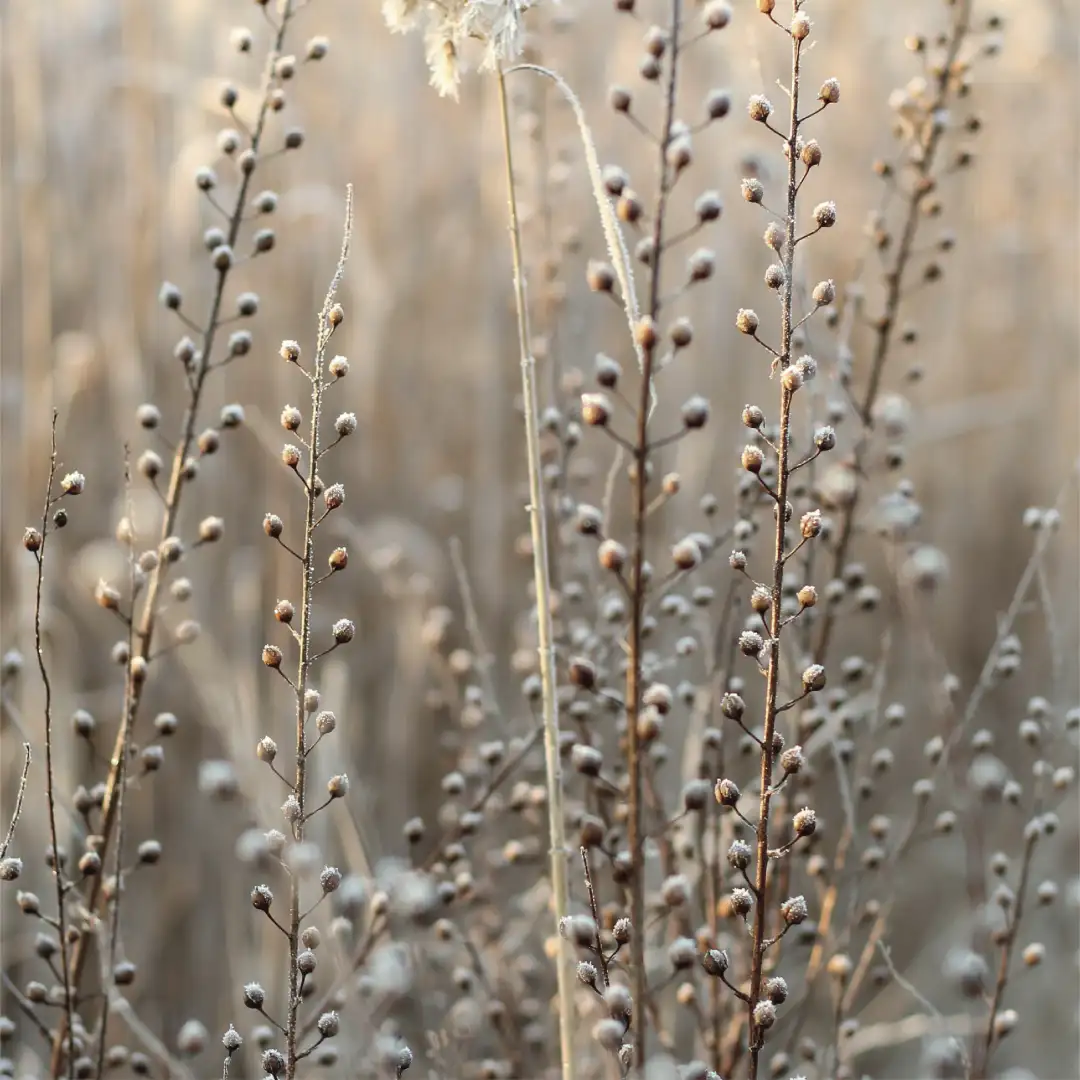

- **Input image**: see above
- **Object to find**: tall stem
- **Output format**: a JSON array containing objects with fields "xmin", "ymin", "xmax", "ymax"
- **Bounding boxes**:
[
  {"xmin": 95, "ymin": 456, "xmax": 137, "ymax": 1078},
  {"xmin": 974, "ymin": 826, "xmax": 1038, "ymax": 1079},
  {"xmin": 284, "ymin": 190, "xmax": 352, "ymax": 1080},
  {"xmin": 284, "ymin": 371, "xmax": 317, "ymax": 1080},
  {"xmin": 33, "ymin": 416, "xmax": 75, "ymax": 1080},
  {"xmin": 746, "ymin": 13, "xmax": 802, "ymax": 1080},
  {"xmin": 496, "ymin": 66, "xmax": 575, "ymax": 1080},
  {"xmin": 626, "ymin": 2, "xmax": 683, "ymax": 1068}
]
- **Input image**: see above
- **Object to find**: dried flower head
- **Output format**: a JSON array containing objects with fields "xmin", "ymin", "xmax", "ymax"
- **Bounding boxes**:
[
  {"xmin": 748, "ymin": 94, "xmax": 772, "ymax": 122},
  {"xmin": 383, "ymin": 0, "xmax": 541, "ymax": 99},
  {"xmin": 61, "ymin": 471, "xmax": 86, "ymax": 496}
]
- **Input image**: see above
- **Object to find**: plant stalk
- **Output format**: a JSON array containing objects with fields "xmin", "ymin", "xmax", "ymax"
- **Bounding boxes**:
[
  {"xmin": 626, "ymin": 2, "xmax": 683, "ymax": 1069},
  {"xmin": 34, "ymin": 415, "xmax": 75, "ymax": 1080},
  {"xmin": 285, "ymin": 188, "xmax": 352, "ymax": 1080},
  {"xmin": 496, "ymin": 65, "xmax": 575, "ymax": 1080},
  {"xmin": 746, "ymin": 11, "xmax": 802, "ymax": 1079}
]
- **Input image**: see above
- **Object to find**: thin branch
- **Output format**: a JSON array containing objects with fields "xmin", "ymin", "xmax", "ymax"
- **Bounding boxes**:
[
  {"xmin": 581, "ymin": 847, "xmax": 610, "ymax": 987},
  {"xmin": 876, "ymin": 941, "xmax": 969, "ymax": 1073},
  {"xmin": 95, "ymin": 450, "xmax": 137, "ymax": 1078},
  {"xmin": 0, "ymin": 742, "xmax": 31, "ymax": 860},
  {"xmin": 31, "ymin": 414, "xmax": 76, "ymax": 1080},
  {"xmin": 975, "ymin": 825, "xmax": 1039, "ymax": 1079},
  {"xmin": 2, "ymin": 971, "xmax": 54, "ymax": 1042},
  {"xmin": 448, "ymin": 536, "xmax": 500, "ymax": 723}
]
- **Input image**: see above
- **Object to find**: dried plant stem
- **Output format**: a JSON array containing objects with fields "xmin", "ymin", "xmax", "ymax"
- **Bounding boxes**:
[
  {"xmin": 876, "ymin": 940, "xmax": 969, "ymax": 1073},
  {"xmin": 54, "ymin": 9, "xmax": 298, "ymax": 1068},
  {"xmin": 813, "ymin": 0, "xmax": 972, "ymax": 663},
  {"xmin": 495, "ymin": 64, "xmax": 575, "ymax": 1080},
  {"xmin": 0, "ymin": 742, "xmax": 31, "ymax": 861},
  {"xmin": 626, "ymin": 3, "xmax": 682, "ymax": 1067},
  {"xmin": 580, "ymin": 847, "xmax": 609, "ymax": 987},
  {"xmin": 937, "ymin": 465, "xmax": 1077, "ymax": 766},
  {"xmin": 95, "ymin": 701, "xmax": 129, "ymax": 1076},
  {"xmin": 508, "ymin": 64, "xmax": 643, "ymax": 381},
  {"xmin": 297, "ymin": 913, "xmax": 387, "ymax": 1041},
  {"xmin": 2, "ymin": 971, "xmax": 52, "ymax": 1043},
  {"xmin": 448, "ymin": 536, "xmax": 500, "ymax": 721},
  {"xmin": 746, "ymin": 16, "xmax": 802, "ymax": 1080},
  {"xmin": 33, "ymin": 414, "xmax": 75, "ymax": 1080},
  {"xmin": 285, "ymin": 187, "xmax": 353, "ymax": 1080},
  {"xmin": 420, "ymin": 723, "xmax": 545, "ymax": 875},
  {"xmin": 95, "ymin": 452, "xmax": 137, "ymax": 1079},
  {"xmin": 95, "ymin": 970, "xmax": 198, "ymax": 1080},
  {"xmin": 974, "ymin": 824, "xmax": 1038, "ymax": 1079}
]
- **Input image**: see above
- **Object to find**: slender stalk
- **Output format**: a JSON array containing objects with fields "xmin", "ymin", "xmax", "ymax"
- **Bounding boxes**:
[
  {"xmin": 284, "ymin": 431, "xmax": 315, "ymax": 1078},
  {"xmin": 974, "ymin": 825, "xmax": 1039, "ymax": 1079},
  {"xmin": 746, "ymin": 12, "xmax": 803, "ymax": 1080},
  {"xmin": 31, "ymin": 415, "xmax": 75, "ymax": 1080},
  {"xmin": 0, "ymin": 742, "xmax": 31, "ymax": 861},
  {"xmin": 53, "ymin": 11, "xmax": 298, "ymax": 1069},
  {"xmin": 623, "ymin": 4, "xmax": 683, "ymax": 1068},
  {"xmin": 2, "ymin": 971, "xmax": 53, "ymax": 1043},
  {"xmin": 495, "ymin": 64, "xmax": 575, "ymax": 1080},
  {"xmin": 95, "ymin": 454, "xmax": 137, "ymax": 1078},
  {"xmin": 581, "ymin": 847, "xmax": 610, "ymax": 987},
  {"xmin": 284, "ymin": 189, "xmax": 353, "ymax": 1080}
]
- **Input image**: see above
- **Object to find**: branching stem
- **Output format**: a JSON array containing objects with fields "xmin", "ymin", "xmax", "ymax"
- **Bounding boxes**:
[
  {"xmin": 284, "ymin": 187, "xmax": 352, "ymax": 1080},
  {"xmin": 746, "ymin": 10, "xmax": 803, "ymax": 1078},
  {"xmin": 34, "ymin": 414, "xmax": 76, "ymax": 1080},
  {"xmin": 626, "ymin": 3, "xmax": 682, "ymax": 1068}
]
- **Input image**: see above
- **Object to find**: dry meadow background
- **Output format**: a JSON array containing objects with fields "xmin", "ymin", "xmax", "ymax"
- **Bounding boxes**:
[{"xmin": 1, "ymin": 1, "xmax": 1078, "ymax": 1078}]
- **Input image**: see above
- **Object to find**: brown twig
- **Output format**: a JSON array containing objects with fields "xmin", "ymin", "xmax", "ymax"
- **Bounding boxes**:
[
  {"xmin": 32, "ymin": 413, "xmax": 76, "ymax": 1080},
  {"xmin": 0, "ymin": 742, "xmax": 31, "ymax": 862},
  {"xmin": 746, "ymin": 8, "xmax": 821, "ymax": 1077},
  {"xmin": 975, "ymin": 822, "xmax": 1039, "ymax": 1079}
]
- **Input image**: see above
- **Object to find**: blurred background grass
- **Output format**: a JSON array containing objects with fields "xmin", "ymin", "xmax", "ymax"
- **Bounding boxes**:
[{"xmin": 1, "ymin": 0, "xmax": 1077, "ymax": 1075}]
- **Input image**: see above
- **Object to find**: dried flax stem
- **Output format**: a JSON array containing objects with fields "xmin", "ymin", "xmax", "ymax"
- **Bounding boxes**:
[{"xmin": 495, "ymin": 63, "xmax": 575, "ymax": 1080}]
